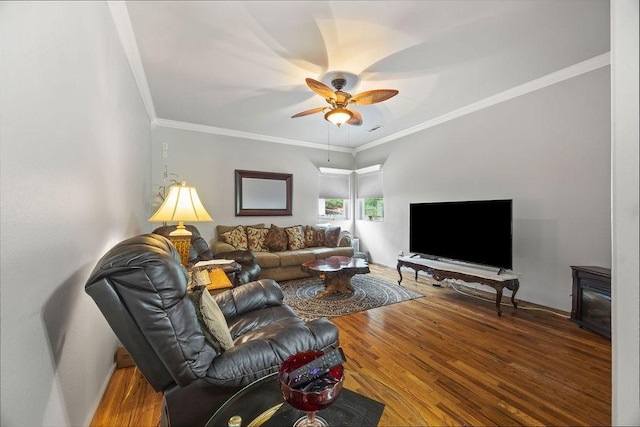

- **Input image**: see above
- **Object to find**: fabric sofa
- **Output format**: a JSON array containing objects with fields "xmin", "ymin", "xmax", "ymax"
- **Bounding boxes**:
[
  {"xmin": 210, "ymin": 224, "xmax": 354, "ymax": 282},
  {"xmin": 85, "ymin": 233, "xmax": 339, "ymax": 426}
]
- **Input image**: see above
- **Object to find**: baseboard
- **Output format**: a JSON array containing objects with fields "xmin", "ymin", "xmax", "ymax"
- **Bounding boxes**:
[
  {"xmin": 84, "ymin": 362, "xmax": 117, "ymax": 427},
  {"xmin": 115, "ymin": 346, "xmax": 136, "ymax": 368}
]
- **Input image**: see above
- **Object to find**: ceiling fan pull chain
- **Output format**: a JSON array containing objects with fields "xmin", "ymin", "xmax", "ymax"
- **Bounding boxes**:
[{"xmin": 327, "ymin": 124, "xmax": 331, "ymax": 162}]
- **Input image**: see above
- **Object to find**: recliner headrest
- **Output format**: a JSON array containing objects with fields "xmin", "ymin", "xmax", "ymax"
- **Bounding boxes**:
[{"xmin": 86, "ymin": 233, "xmax": 185, "ymax": 291}]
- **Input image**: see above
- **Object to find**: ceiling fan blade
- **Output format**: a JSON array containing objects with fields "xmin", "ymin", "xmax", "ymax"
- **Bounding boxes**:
[
  {"xmin": 349, "ymin": 89, "xmax": 399, "ymax": 105},
  {"xmin": 306, "ymin": 78, "xmax": 337, "ymax": 100},
  {"xmin": 347, "ymin": 109, "xmax": 362, "ymax": 126},
  {"xmin": 291, "ymin": 106, "xmax": 327, "ymax": 118}
]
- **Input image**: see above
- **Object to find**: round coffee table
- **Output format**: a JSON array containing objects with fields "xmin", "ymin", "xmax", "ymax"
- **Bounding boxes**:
[
  {"xmin": 204, "ymin": 371, "xmax": 426, "ymax": 426},
  {"xmin": 301, "ymin": 256, "xmax": 370, "ymax": 298}
]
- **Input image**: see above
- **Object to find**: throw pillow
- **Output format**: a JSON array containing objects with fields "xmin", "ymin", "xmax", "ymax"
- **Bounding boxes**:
[
  {"xmin": 220, "ymin": 225, "xmax": 248, "ymax": 250},
  {"xmin": 206, "ymin": 268, "xmax": 233, "ymax": 291},
  {"xmin": 304, "ymin": 225, "xmax": 318, "ymax": 247},
  {"xmin": 285, "ymin": 225, "xmax": 305, "ymax": 251},
  {"xmin": 217, "ymin": 224, "xmax": 264, "ymax": 237},
  {"xmin": 199, "ymin": 288, "xmax": 235, "ymax": 351},
  {"xmin": 305, "ymin": 225, "xmax": 327, "ymax": 247},
  {"xmin": 188, "ymin": 288, "xmax": 223, "ymax": 353},
  {"xmin": 313, "ymin": 226, "xmax": 326, "ymax": 246},
  {"xmin": 247, "ymin": 226, "xmax": 269, "ymax": 252},
  {"xmin": 264, "ymin": 224, "xmax": 288, "ymax": 252},
  {"xmin": 324, "ymin": 226, "xmax": 341, "ymax": 248}
]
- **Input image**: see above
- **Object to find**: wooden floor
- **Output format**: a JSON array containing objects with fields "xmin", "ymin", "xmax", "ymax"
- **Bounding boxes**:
[{"xmin": 90, "ymin": 264, "xmax": 611, "ymax": 426}]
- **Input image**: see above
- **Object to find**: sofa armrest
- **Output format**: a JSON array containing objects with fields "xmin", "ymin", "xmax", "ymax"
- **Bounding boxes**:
[
  {"xmin": 210, "ymin": 240, "xmax": 235, "ymax": 255},
  {"xmin": 338, "ymin": 231, "xmax": 352, "ymax": 248},
  {"xmin": 212, "ymin": 279, "xmax": 283, "ymax": 319},
  {"xmin": 213, "ymin": 249, "xmax": 256, "ymax": 265}
]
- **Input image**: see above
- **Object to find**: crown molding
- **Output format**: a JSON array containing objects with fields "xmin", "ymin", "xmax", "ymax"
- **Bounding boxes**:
[
  {"xmin": 318, "ymin": 167, "xmax": 353, "ymax": 175},
  {"xmin": 108, "ymin": 1, "xmax": 156, "ymax": 122},
  {"xmin": 152, "ymin": 119, "xmax": 354, "ymax": 153},
  {"xmin": 356, "ymin": 52, "xmax": 611, "ymax": 152},
  {"xmin": 109, "ymin": 4, "xmax": 609, "ymax": 155}
]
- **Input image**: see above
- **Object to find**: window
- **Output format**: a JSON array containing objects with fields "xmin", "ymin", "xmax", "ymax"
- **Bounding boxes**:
[
  {"xmin": 318, "ymin": 173, "xmax": 350, "ymax": 220},
  {"xmin": 318, "ymin": 199, "xmax": 349, "ymax": 219},
  {"xmin": 362, "ymin": 197, "xmax": 384, "ymax": 221},
  {"xmin": 357, "ymin": 170, "xmax": 383, "ymax": 221}
]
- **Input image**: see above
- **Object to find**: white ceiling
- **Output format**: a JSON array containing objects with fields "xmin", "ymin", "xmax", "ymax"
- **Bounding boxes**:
[{"xmin": 116, "ymin": 0, "xmax": 610, "ymax": 151}]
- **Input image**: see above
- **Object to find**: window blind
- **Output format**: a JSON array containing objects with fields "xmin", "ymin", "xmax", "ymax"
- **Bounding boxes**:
[
  {"xmin": 357, "ymin": 171, "xmax": 383, "ymax": 199},
  {"xmin": 318, "ymin": 173, "xmax": 350, "ymax": 199}
]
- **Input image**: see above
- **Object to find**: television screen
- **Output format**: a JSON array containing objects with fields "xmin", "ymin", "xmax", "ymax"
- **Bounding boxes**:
[{"xmin": 409, "ymin": 199, "xmax": 513, "ymax": 270}]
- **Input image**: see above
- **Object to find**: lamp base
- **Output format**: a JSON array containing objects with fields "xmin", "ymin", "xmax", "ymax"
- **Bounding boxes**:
[{"xmin": 169, "ymin": 227, "xmax": 192, "ymax": 267}]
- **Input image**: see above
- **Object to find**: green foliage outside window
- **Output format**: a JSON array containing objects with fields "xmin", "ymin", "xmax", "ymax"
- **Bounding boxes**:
[
  {"xmin": 320, "ymin": 199, "xmax": 346, "ymax": 219},
  {"xmin": 364, "ymin": 198, "xmax": 384, "ymax": 220}
]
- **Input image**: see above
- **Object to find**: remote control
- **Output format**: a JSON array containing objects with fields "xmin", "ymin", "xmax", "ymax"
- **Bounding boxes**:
[{"xmin": 288, "ymin": 348, "xmax": 347, "ymax": 389}]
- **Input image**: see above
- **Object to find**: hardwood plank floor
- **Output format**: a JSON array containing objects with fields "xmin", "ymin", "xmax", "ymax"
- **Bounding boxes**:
[{"xmin": 90, "ymin": 264, "xmax": 611, "ymax": 426}]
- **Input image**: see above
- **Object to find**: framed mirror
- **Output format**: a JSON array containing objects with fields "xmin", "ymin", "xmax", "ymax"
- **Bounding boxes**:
[{"xmin": 235, "ymin": 170, "xmax": 293, "ymax": 216}]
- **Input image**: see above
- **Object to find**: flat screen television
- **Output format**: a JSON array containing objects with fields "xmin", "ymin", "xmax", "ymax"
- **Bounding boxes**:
[{"xmin": 409, "ymin": 199, "xmax": 513, "ymax": 270}]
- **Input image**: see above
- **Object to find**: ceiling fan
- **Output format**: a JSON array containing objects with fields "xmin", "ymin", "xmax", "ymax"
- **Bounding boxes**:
[{"xmin": 291, "ymin": 77, "xmax": 399, "ymax": 127}]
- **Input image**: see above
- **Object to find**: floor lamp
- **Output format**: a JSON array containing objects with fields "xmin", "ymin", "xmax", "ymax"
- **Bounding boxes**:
[{"xmin": 149, "ymin": 181, "xmax": 213, "ymax": 266}]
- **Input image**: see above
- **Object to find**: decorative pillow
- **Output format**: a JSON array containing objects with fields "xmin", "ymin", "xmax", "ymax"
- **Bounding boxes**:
[
  {"xmin": 302, "ymin": 225, "xmax": 328, "ymax": 249},
  {"xmin": 313, "ymin": 226, "xmax": 326, "ymax": 246},
  {"xmin": 304, "ymin": 225, "xmax": 318, "ymax": 247},
  {"xmin": 324, "ymin": 226, "xmax": 341, "ymax": 248},
  {"xmin": 220, "ymin": 225, "xmax": 248, "ymax": 250},
  {"xmin": 285, "ymin": 225, "xmax": 305, "ymax": 251},
  {"xmin": 217, "ymin": 224, "xmax": 264, "ymax": 236},
  {"xmin": 206, "ymin": 268, "xmax": 233, "ymax": 291},
  {"xmin": 264, "ymin": 224, "xmax": 288, "ymax": 252},
  {"xmin": 247, "ymin": 226, "xmax": 270, "ymax": 252},
  {"xmin": 191, "ymin": 287, "xmax": 234, "ymax": 351},
  {"xmin": 189, "ymin": 288, "xmax": 223, "ymax": 353}
]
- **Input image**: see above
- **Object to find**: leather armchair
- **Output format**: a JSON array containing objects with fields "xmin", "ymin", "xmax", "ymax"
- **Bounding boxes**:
[
  {"xmin": 85, "ymin": 234, "xmax": 339, "ymax": 426},
  {"xmin": 152, "ymin": 224, "xmax": 214, "ymax": 267},
  {"xmin": 152, "ymin": 225, "xmax": 261, "ymax": 284},
  {"xmin": 212, "ymin": 249, "xmax": 261, "ymax": 285}
]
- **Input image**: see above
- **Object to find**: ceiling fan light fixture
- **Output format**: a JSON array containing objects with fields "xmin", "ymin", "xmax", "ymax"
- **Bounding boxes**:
[{"xmin": 324, "ymin": 107, "xmax": 353, "ymax": 127}]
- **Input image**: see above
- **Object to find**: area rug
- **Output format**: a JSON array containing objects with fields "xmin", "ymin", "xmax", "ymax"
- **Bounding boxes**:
[{"xmin": 280, "ymin": 275, "xmax": 424, "ymax": 321}]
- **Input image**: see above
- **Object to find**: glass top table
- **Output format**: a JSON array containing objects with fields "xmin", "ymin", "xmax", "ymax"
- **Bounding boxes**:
[{"xmin": 205, "ymin": 370, "xmax": 426, "ymax": 426}]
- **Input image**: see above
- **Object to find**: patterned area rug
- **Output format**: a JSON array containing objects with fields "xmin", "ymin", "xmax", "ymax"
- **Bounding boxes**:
[{"xmin": 280, "ymin": 275, "xmax": 424, "ymax": 321}]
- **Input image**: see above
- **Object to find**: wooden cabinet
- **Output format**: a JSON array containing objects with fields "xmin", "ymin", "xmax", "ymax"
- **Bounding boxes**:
[{"xmin": 570, "ymin": 266, "xmax": 611, "ymax": 338}]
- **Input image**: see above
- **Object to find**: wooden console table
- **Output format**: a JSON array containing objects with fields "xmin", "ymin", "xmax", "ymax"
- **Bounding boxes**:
[{"xmin": 397, "ymin": 256, "xmax": 520, "ymax": 316}]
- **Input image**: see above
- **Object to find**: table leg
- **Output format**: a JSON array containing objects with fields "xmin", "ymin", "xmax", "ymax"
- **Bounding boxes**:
[
  {"xmin": 496, "ymin": 286, "xmax": 504, "ymax": 316},
  {"xmin": 510, "ymin": 280, "xmax": 519, "ymax": 308},
  {"xmin": 397, "ymin": 262, "xmax": 403, "ymax": 285}
]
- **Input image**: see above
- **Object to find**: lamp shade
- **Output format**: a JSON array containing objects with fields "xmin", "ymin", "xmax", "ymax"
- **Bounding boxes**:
[{"xmin": 149, "ymin": 181, "xmax": 213, "ymax": 223}]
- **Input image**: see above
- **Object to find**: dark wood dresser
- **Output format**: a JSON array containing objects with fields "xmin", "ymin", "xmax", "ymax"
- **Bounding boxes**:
[{"xmin": 570, "ymin": 266, "xmax": 611, "ymax": 338}]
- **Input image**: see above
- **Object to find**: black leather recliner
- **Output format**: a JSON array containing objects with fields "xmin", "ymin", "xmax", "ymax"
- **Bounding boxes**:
[
  {"xmin": 85, "ymin": 233, "xmax": 339, "ymax": 426},
  {"xmin": 152, "ymin": 224, "xmax": 261, "ymax": 284}
]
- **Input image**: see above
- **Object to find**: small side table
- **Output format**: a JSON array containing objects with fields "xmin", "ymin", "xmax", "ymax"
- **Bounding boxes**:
[
  {"xmin": 353, "ymin": 251, "xmax": 370, "ymax": 262},
  {"xmin": 189, "ymin": 262, "xmax": 242, "ymax": 289}
]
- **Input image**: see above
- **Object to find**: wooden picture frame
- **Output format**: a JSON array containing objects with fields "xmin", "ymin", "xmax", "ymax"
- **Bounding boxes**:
[{"xmin": 235, "ymin": 170, "xmax": 292, "ymax": 216}]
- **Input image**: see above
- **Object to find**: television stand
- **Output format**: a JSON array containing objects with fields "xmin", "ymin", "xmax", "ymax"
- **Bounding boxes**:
[{"xmin": 397, "ymin": 256, "xmax": 520, "ymax": 316}]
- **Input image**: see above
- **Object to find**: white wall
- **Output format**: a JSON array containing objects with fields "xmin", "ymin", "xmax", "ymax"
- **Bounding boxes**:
[
  {"xmin": 611, "ymin": 0, "xmax": 640, "ymax": 424},
  {"xmin": 354, "ymin": 67, "xmax": 611, "ymax": 312},
  {"xmin": 0, "ymin": 2, "xmax": 151, "ymax": 426},
  {"xmin": 150, "ymin": 126, "xmax": 356, "ymax": 240}
]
